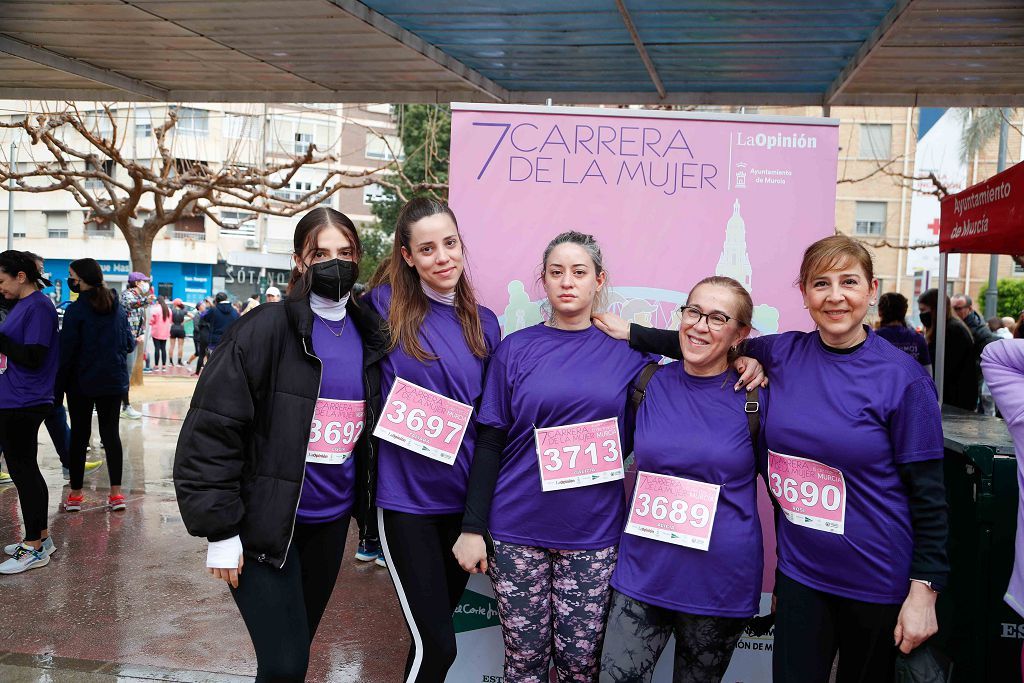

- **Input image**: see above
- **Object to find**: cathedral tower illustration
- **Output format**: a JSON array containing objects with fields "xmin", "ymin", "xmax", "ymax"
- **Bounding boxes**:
[{"xmin": 716, "ymin": 199, "xmax": 753, "ymax": 292}]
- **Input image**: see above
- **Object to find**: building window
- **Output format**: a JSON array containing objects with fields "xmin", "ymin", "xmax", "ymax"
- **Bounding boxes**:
[
  {"xmin": 1014, "ymin": 260, "xmax": 1024, "ymax": 275},
  {"xmin": 225, "ymin": 114, "xmax": 259, "ymax": 140},
  {"xmin": 362, "ymin": 184, "xmax": 387, "ymax": 206},
  {"xmin": 46, "ymin": 211, "xmax": 70, "ymax": 238},
  {"xmin": 859, "ymin": 124, "xmax": 892, "ymax": 160},
  {"xmin": 294, "ymin": 132, "xmax": 313, "ymax": 154},
  {"xmin": 173, "ymin": 107, "xmax": 209, "ymax": 136},
  {"xmin": 171, "ymin": 215, "xmax": 206, "ymax": 240},
  {"xmin": 273, "ymin": 181, "xmax": 313, "ymax": 202},
  {"xmin": 135, "ymin": 109, "xmax": 152, "ymax": 138},
  {"xmin": 84, "ymin": 159, "xmax": 116, "ymax": 189},
  {"xmin": 219, "ymin": 210, "xmax": 257, "ymax": 237},
  {"xmin": 365, "ymin": 133, "xmax": 404, "ymax": 161},
  {"xmin": 854, "ymin": 201, "xmax": 886, "ymax": 236},
  {"xmin": 86, "ymin": 215, "xmax": 116, "ymax": 237}
]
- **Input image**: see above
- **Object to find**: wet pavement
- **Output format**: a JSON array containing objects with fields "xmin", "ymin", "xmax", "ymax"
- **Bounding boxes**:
[{"xmin": 0, "ymin": 397, "xmax": 409, "ymax": 682}]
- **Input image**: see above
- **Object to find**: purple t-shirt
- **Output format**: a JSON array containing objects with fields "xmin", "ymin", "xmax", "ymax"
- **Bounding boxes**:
[
  {"xmin": 612, "ymin": 365, "xmax": 765, "ymax": 617},
  {"xmin": 296, "ymin": 314, "xmax": 364, "ymax": 524},
  {"xmin": 876, "ymin": 324, "xmax": 931, "ymax": 366},
  {"xmin": 748, "ymin": 327, "xmax": 943, "ymax": 604},
  {"xmin": 0, "ymin": 291, "xmax": 58, "ymax": 409},
  {"xmin": 478, "ymin": 324, "xmax": 655, "ymax": 549},
  {"xmin": 367, "ymin": 285, "xmax": 501, "ymax": 514}
]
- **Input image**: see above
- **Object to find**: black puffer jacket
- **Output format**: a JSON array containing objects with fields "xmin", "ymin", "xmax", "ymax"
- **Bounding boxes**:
[{"xmin": 173, "ymin": 295, "xmax": 387, "ymax": 568}]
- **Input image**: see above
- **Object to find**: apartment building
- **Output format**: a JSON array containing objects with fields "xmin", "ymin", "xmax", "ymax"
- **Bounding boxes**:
[
  {"xmin": 2, "ymin": 102, "xmax": 1021, "ymax": 312},
  {"xmin": 0, "ymin": 101, "xmax": 399, "ymax": 302}
]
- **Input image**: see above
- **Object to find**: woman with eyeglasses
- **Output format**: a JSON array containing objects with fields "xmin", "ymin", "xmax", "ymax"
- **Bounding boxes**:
[
  {"xmin": 599, "ymin": 276, "xmax": 766, "ymax": 683},
  {"xmin": 596, "ymin": 235, "xmax": 948, "ymax": 683},
  {"xmin": 453, "ymin": 233, "xmax": 766, "ymax": 682}
]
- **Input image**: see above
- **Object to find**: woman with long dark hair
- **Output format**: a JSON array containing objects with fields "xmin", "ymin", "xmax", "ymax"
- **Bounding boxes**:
[
  {"xmin": 59, "ymin": 258, "xmax": 135, "ymax": 513},
  {"xmin": 149, "ymin": 295, "xmax": 172, "ymax": 372},
  {"xmin": 364, "ymin": 197, "xmax": 500, "ymax": 682},
  {"xmin": 917, "ymin": 288, "xmax": 977, "ymax": 410},
  {"xmin": 174, "ymin": 207, "xmax": 387, "ymax": 682},
  {"xmin": 0, "ymin": 250, "xmax": 59, "ymax": 574},
  {"xmin": 875, "ymin": 292, "xmax": 930, "ymax": 371}
]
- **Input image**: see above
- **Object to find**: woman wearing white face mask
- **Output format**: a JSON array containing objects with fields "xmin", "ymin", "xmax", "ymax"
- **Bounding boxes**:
[
  {"xmin": 174, "ymin": 208, "xmax": 388, "ymax": 682},
  {"xmin": 119, "ymin": 272, "xmax": 151, "ymax": 420}
]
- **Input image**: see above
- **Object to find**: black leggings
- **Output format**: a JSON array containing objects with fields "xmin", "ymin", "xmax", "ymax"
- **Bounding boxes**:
[
  {"xmin": 0, "ymin": 405, "xmax": 50, "ymax": 541},
  {"xmin": 153, "ymin": 339, "xmax": 167, "ymax": 366},
  {"xmin": 379, "ymin": 508, "xmax": 470, "ymax": 683},
  {"xmin": 231, "ymin": 515, "xmax": 349, "ymax": 683},
  {"xmin": 67, "ymin": 393, "xmax": 124, "ymax": 490},
  {"xmin": 773, "ymin": 570, "xmax": 902, "ymax": 683},
  {"xmin": 194, "ymin": 341, "xmax": 209, "ymax": 373}
]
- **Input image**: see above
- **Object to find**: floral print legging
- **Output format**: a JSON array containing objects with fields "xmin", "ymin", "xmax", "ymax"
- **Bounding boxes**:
[{"xmin": 489, "ymin": 539, "xmax": 618, "ymax": 683}]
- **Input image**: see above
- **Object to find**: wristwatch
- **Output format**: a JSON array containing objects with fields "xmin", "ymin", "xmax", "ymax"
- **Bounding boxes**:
[{"xmin": 910, "ymin": 578, "xmax": 942, "ymax": 593}]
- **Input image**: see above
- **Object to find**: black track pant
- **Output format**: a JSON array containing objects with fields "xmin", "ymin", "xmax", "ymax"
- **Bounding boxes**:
[
  {"xmin": 67, "ymin": 393, "xmax": 123, "ymax": 490},
  {"xmin": 0, "ymin": 405, "xmax": 50, "ymax": 540},
  {"xmin": 230, "ymin": 515, "xmax": 349, "ymax": 683},
  {"xmin": 773, "ymin": 570, "xmax": 902, "ymax": 683},
  {"xmin": 379, "ymin": 508, "xmax": 470, "ymax": 683},
  {"xmin": 194, "ymin": 341, "xmax": 209, "ymax": 373}
]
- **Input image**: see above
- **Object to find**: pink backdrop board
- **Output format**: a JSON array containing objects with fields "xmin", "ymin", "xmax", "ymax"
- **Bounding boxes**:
[{"xmin": 446, "ymin": 103, "xmax": 839, "ymax": 683}]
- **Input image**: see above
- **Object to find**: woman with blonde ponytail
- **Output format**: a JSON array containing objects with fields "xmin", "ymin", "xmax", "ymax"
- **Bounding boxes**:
[{"xmin": 364, "ymin": 197, "xmax": 500, "ymax": 683}]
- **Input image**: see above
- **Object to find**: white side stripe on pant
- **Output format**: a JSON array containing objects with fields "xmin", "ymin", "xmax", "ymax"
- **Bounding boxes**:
[{"xmin": 377, "ymin": 506, "xmax": 424, "ymax": 683}]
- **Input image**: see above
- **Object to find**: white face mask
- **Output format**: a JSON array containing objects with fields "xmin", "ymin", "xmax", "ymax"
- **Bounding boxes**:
[{"xmin": 138, "ymin": 281, "xmax": 150, "ymax": 294}]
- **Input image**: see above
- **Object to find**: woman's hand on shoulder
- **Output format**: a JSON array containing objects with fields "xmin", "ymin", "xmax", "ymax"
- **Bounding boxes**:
[
  {"xmin": 452, "ymin": 532, "xmax": 489, "ymax": 574},
  {"xmin": 592, "ymin": 312, "xmax": 629, "ymax": 341},
  {"xmin": 733, "ymin": 356, "xmax": 768, "ymax": 391}
]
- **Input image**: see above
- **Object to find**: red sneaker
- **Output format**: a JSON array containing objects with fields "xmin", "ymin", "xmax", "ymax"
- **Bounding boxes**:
[
  {"xmin": 108, "ymin": 494, "xmax": 126, "ymax": 512},
  {"xmin": 63, "ymin": 494, "xmax": 84, "ymax": 513}
]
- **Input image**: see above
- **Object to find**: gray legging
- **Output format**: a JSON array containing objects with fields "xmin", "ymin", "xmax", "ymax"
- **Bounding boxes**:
[{"xmin": 600, "ymin": 590, "xmax": 748, "ymax": 683}]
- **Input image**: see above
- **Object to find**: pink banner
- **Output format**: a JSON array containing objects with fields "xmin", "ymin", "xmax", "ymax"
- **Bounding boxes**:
[
  {"xmin": 449, "ymin": 104, "xmax": 839, "ymax": 341},
  {"xmin": 448, "ymin": 105, "xmax": 839, "ymax": 682}
]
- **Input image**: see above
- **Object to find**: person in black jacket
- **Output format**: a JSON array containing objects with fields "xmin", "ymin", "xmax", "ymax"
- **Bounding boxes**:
[
  {"xmin": 189, "ymin": 299, "xmax": 212, "ymax": 375},
  {"xmin": 918, "ymin": 288, "xmax": 978, "ymax": 411},
  {"xmin": 60, "ymin": 258, "xmax": 135, "ymax": 513},
  {"xmin": 173, "ymin": 208, "xmax": 387, "ymax": 683},
  {"xmin": 202, "ymin": 291, "xmax": 239, "ymax": 353}
]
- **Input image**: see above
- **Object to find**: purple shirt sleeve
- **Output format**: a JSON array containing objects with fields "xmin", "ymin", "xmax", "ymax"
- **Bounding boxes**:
[
  {"xmin": 21, "ymin": 304, "xmax": 55, "ymax": 348},
  {"xmin": 477, "ymin": 345, "xmax": 512, "ymax": 431},
  {"xmin": 889, "ymin": 376, "xmax": 944, "ymax": 464},
  {"xmin": 917, "ymin": 334, "xmax": 931, "ymax": 366}
]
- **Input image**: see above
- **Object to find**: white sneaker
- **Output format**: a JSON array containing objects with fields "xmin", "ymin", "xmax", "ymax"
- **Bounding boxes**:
[
  {"xmin": 121, "ymin": 406, "xmax": 142, "ymax": 420},
  {"xmin": 0, "ymin": 471, "xmax": 12, "ymax": 485},
  {"xmin": 0, "ymin": 544, "xmax": 50, "ymax": 574},
  {"xmin": 5, "ymin": 536, "xmax": 55, "ymax": 557}
]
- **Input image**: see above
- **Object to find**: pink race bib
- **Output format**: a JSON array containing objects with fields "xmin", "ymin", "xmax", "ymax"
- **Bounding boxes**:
[
  {"xmin": 625, "ymin": 471, "xmax": 721, "ymax": 551},
  {"xmin": 767, "ymin": 450, "xmax": 846, "ymax": 535},
  {"xmin": 306, "ymin": 399, "xmax": 365, "ymax": 465},
  {"xmin": 534, "ymin": 418, "xmax": 624, "ymax": 492},
  {"xmin": 0, "ymin": 353, "xmax": 6, "ymax": 375},
  {"xmin": 373, "ymin": 378, "xmax": 473, "ymax": 466}
]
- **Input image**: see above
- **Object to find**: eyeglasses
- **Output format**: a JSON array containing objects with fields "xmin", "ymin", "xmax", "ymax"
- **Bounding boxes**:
[
  {"xmin": 679, "ymin": 305, "xmax": 735, "ymax": 331},
  {"xmin": 952, "ymin": 304, "xmax": 968, "ymax": 311}
]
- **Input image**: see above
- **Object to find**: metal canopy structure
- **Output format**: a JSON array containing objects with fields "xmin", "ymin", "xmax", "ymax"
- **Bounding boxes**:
[{"xmin": 0, "ymin": 0, "xmax": 1022, "ymax": 106}]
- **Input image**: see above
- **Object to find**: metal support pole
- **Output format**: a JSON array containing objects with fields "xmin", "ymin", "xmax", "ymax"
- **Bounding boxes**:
[
  {"xmin": 935, "ymin": 253, "xmax": 949, "ymax": 405},
  {"xmin": 983, "ymin": 109, "xmax": 1010, "ymax": 319},
  {"xmin": 6, "ymin": 141, "xmax": 16, "ymax": 250}
]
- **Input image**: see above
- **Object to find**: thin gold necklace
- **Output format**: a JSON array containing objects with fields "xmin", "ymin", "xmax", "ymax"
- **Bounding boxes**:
[{"xmin": 314, "ymin": 313, "xmax": 347, "ymax": 338}]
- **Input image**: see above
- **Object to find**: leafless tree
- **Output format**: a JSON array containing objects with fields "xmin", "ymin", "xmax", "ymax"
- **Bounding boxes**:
[{"xmin": 0, "ymin": 103, "xmax": 416, "ymax": 274}]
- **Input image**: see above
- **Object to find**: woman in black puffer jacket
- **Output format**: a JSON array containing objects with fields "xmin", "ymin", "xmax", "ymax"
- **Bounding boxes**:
[
  {"xmin": 59, "ymin": 258, "xmax": 135, "ymax": 513},
  {"xmin": 173, "ymin": 208, "xmax": 386, "ymax": 683}
]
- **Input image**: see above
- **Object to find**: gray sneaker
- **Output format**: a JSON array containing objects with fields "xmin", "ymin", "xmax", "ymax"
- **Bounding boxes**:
[
  {"xmin": 121, "ymin": 406, "xmax": 142, "ymax": 420},
  {"xmin": 5, "ymin": 536, "xmax": 55, "ymax": 557},
  {"xmin": 0, "ymin": 544, "xmax": 50, "ymax": 574}
]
